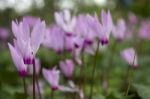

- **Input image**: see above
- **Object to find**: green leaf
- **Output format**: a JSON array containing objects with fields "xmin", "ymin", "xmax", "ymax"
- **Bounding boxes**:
[
  {"xmin": 133, "ymin": 84, "xmax": 150, "ymax": 99},
  {"xmin": 14, "ymin": 92, "xmax": 26, "ymax": 99},
  {"xmin": 106, "ymin": 92, "xmax": 124, "ymax": 99}
]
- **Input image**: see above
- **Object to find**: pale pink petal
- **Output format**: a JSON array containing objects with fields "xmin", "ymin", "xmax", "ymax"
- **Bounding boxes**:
[
  {"xmin": 8, "ymin": 43, "xmax": 27, "ymax": 73},
  {"xmin": 31, "ymin": 20, "xmax": 46, "ymax": 54},
  {"xmin": 12, "ymin": 21, "xmax": 19, "ymax": 38},
  {"xmin": 121, "ymin": 48, "xmax": 138, "ymax": 67}
]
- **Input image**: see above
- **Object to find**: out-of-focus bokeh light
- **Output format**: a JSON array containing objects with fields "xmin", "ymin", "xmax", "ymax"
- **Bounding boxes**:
[
  {"xmin": 0, "ymin": 0, "xmax": 45, "ymax": 14},
  {"xmin": 57, "ymin": 0, "xmax": 76, "ymax": 10},
  {"xmin": 94, "ymin": 0, "xmax": 107, "ymax": 6}
]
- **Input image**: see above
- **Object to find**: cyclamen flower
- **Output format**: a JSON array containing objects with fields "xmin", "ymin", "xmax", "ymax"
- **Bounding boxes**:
[
  {"xmin": 112, "ymin": 19, "xmax": 126, "ymax": 41},
  {"xmin": 12, "ymin": 18, "xmax": 46, "ymax": 64},
  {"xmin": 22, "ymin": 16, "xmax": 40, "ymax": 27},
  {"xmin": 139, "ymin": 20, "xmax": 150, "ymax": 40},
  {"xmin": 0, "ymin": 27, "xmax": 9, "ymax": 40},
  {"xmin": 98, "ymin": 10, "xmax": 113, "ymax": 45},
  {"xmin": 60, "ymin": 59, "xmax": 74, "ymax": 79},
  {"xmin": 54, "ymin": 9, "xmax": 76, "ymax": 36},
  {"xmin": 43, "ymin": 25, "xmax": 65, "ymax": 54},
  {"xmin": 128, "ymin": 12, "xmax": 138, "ymax": 25},
  {"xmin": 42, "ymin": 67, "xmax": 60, "ymax": 90},
  {"xmin": 121, "ymin": 48, "xmax": 138, "ymax": 68},
  {"xmin": 75, "ymin": 14, "xmax": 98, "ymax": 45},
  {"xmin": 8, "ymin": 43, "xmax": 27, "ymax": 77}
]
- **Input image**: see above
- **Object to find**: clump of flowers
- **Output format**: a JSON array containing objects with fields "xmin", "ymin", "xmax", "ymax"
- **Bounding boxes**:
[{"xmin": 7, "ymin": 9, "xmax": 140, "ymax": 99}]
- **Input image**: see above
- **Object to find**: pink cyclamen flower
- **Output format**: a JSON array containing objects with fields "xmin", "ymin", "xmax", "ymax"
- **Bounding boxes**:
[
  {"xmin": 99, "ymin": 10, "xmax": 113, "ymax": 45},
  {"xmin": 43, "ymin": 25, "xmax": 65, "ymax": 54},
  {"xmin": 121, "ymin": 48, "xmax": 138, "ymax": 68},
  {"xmin": 112, "ymin": 19, "xmax": 126, "ymax": 42},
  {"xmin": 139, "ymin": 20, "xmax": 150, "ymax": 40},
  {"xmin": 75, "ymin": 14, "xmax": 98, "ymax": 45},
  {"xmin": 12, "ymin": 17, "xmax": 46, "ymax": 64},
  {"xmin": 0, "ymin": 27, "xmax": 9, "ymax": 40},
  {"xmin": 8, "ymin": 43, "xmax": 27, "ymax": 77},
  {"xmin": 22, "ymin": 16, "xmax": 40, "ymax": 27},
  {"xmin": 60, "ymin": 59, "xmax": 74, "ymax": 79},
  {"xmin": 54, "ymin": 9, "xmax": 76, "ymax": 36},
  {"xmin": 42, "ymin": 67, "xmax": 60, "ymax": 90},
  {"xmin": 128, "ymin": 12, "xmax": 138, "ymax": 25}
]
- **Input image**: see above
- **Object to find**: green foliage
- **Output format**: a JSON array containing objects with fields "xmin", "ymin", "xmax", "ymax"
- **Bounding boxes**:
[{"xmin": 133, "ymin": 84, "xmax": 150, "ymax": 99}]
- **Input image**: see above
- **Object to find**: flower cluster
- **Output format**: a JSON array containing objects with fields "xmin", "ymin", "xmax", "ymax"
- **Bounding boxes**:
[{"xmin": 7, "ymin": 9, "xmax": 139, "ymax": 99}]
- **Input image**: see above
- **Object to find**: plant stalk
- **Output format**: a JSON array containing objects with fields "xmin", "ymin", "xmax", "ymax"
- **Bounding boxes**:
[
  {"xmin": 23, "ymin": 78, "xmax": 27, "ymax": 99},
  {"xmin": 36, "ymin": 75, "xmax": 42, "ymax": 99},
  {"xmin": 33, "ymin": 60, "xmax": 36, "ymax": 99},
  {"xmin": 125, "ymin": 54, "xmax": 136, "ymax": 97},
  {"xmin": 89, "ymin": 41, "xmax": 100, "ymax": 99}
]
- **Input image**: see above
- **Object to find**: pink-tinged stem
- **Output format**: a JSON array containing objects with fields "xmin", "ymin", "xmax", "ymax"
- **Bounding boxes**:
[
  {"xmin": 33, "ymin": 60, "xmax": 36, "ymax": 99},
  {"xmin": 89, "ymin": 41, "xmax": 100, "ymax": 99},
  {"xmin": 23, "ymin": 78, "xmax": 27, "ymax": 99},
  {"xmin": 36, "ymin": 75, "xmax": 42, "ymax": 99}
]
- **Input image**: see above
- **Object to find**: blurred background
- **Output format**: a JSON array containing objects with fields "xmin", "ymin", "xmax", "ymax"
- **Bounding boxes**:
[{"xmin": 0, "ymin": 0, "xmax": 150, "ymax": 99}]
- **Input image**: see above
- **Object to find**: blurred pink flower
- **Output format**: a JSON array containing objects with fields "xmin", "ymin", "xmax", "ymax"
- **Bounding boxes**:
[
  {"xmin": 75, "ymin": 14, "xmax": 98, "ymax": 45},
  {"xmin": 128, "ymin": 12, "xmax": 138, "ymax": 25},
  {"xmin": 124, "ymin": 27, "xmax": 133, "ymax": 39},
  {"xmin": 121, "ymin": 48, "xmax": 138, "ymax": 68},
  {"xmin": 99, "ymin": 10, "xmax": 113, "ymax": 45},
  {"xmin": 54, "ymin": 9, "xmax": 76, "ymax": 36},
  {"xmin": 22, "ymin": 16, "xmax": 40, "ymax": 27},
  {"xmin": 42, "ymin": 67, "xmax": 60, "ymax": 90},
  {"xmin": 0, "ymin": 27, "xmax": 9, "ymax": 40},
  {"xmin": 8, "ymin": 43, "xmax": 27, "ymax": 77},
  {"xmin": 60, "ymin": 59, "xmax": 74, "ymax": 79},
  {"xmin": 65, "ymin": 36, "xmax": 75, "ymax": 52},
  {"xmin": 43, "ymin": 25, "xmax": 65, "ymax": 54},
  {"xmin": 139, "ymin": 20, "xmax": 150, "ymax": 40},
  {"xmin": 12, "ymin": 18, "xmax": 46, "ymax": 64},
  {"xmin": 112, "ymin": 19, "xmax": 126, "ymax": 41}
]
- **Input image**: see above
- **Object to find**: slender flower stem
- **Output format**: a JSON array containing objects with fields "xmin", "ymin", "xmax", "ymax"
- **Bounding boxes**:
[
  {"xmin": 125, "ymin": 54, "xmax": 136, "ymax": 97},
  {"xmin": 23, "ymin": 78, "xmax": 27, "ymax": 99},
  {"xmin": 125, "ymin": 67, "xmax": 134, "ymax": 97},
  {"xmin": 36, "ymin": 75, "xmax": 42, "ymax": 99},
  {"xmin": 102, "ymin": 41, "xmax": 117, "ymax": 96},
  {"xmin": 79, "ymin": 47, "xmax": 85, "ymax": 88},
  {"xmin": 33, "ymin": 60, "xmax": 36, "ymax": 99},
  {"xmin": 51, "ymin": 90, "xmax": 54, "ymax": 99},
  {"xmin": 89, "ymin": 41, "xmax": 100, "ymax": 99}
]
